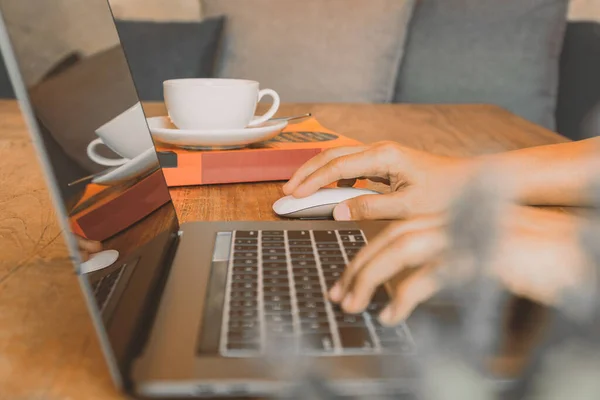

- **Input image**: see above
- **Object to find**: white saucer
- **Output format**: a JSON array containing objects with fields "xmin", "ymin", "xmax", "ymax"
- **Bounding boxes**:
[
  {"xmin": 93, "ymin": 147, "xmax": 159, "ymax": 185},
  {"xmin": 146, "ymin": 116, "xmax": 288, "ymax": 149}
]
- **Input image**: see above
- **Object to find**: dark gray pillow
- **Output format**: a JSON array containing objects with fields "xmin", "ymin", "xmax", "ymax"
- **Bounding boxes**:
[
  {"xmin": 556, "ymin": 22, "xmax": 600, "ymax": 140},
  {"xmin": 115, "ymin": 16, "xmax": 225, "ymax": 101},
  {"xmin": 395, "ymin": 0, "xmax": 569, "ymax": 130}
]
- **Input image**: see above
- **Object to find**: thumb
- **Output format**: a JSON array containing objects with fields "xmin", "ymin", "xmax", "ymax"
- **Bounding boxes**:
[{"xmin": 333, "ymin": 193, "xmax": 409, "ymax": 221}]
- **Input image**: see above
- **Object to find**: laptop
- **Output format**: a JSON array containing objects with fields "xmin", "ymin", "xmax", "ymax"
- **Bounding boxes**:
[{"xmin": 0, "ymin": 0, "xmax": 417, "ymax": 397}]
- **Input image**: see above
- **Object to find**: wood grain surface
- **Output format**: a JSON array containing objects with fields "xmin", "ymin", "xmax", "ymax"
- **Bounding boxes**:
[{"xmin": 0, "ymin": 100, "xmax": 567, "ymax": 399}]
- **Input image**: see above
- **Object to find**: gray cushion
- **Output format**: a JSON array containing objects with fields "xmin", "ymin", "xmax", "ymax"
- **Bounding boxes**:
[
  {"xmin": 395, "ymin": 0, "xmax": 569, "ymax": 130},
  {"xmin": 556, "ymin": 22, "xmax": 600, "ymax": 140},
  {"xmin": 202, "ymin": 0, "xmax": 416, "ymax": 103},
  {"xmin": 115, "ymin": 17, "xmax": 225, "ymax": 101}
]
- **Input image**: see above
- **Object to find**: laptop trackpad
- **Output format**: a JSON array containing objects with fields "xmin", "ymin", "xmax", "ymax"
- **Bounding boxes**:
[{"xmin": 197, "ymin": 232, "xmax": 232, "ymax": 354}]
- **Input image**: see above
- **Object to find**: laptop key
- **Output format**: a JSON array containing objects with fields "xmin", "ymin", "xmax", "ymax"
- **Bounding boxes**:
[
  {"xmin": 263, "ymin": 286, "xmax": 292, "ymax": 296},
  {"xmin": 230, "ymin": 299, "xmax": 257, "ymax": 308},
  {"xmin": 264, "ymin": 302, "xmax": 293, "ymax": 313},
  {"xmin": 312, "ymin": 230, "xmax": 338, "ymax": 243},
  {"xmin": 263, "ymin": 277, "xmax": 291, "ymax": 287},
  {"xmin": 262, "ymin": 242, "xmax": 286, "ymax": 248},
  {"xmin": 262, "ymin": 263, "xmax": 287, "ymax": 271},
  {"xmin": 231, "ymin": 282, "xmax": 258, "ymax": 291},
  {"xmin": 295, "ymin": 292, "xmax": 323, "ymax": 301},
  {"xmin": 291, "ymin": 260, "xmax": 317, "ymax": 268},
  {"xmin": 294, "ymin": 283, "xmax": 322, "ymax": 292},
  {"xmin": 234, "ymin": 245, "xmax": 258, "ymax": 251},
  {"xmin": 289, "ymin": 246, "xmax": 314, "ymax": 253},
  {"xmin": 262, "ymin": 236, "xmax": 285, "ymax": 243},
  {"xmin": 287, "ymin": 231, "xmax": 311, "ymax": 240},
  {"xmin": 294, "ymin": 275, "xmax": 321, "ymax": 285},
  {"xmin": 229, "ymin": 309, "xmax": 258, "ymax": 319},
  {"xmin": 263, "ymin": 248, "xmax": 285, "ymax": 255},
  {"xmin": 321, "ymin": 263, "xmax": 344, "ymax": 272},
  {"xmin": 236, "ymin": 231, "xmax": 259, "ymax": 238},
  {"xmin": 264, "ymin": 294, "xmax": 291, "ymax": 303},
  {"xmin": 263, "ymin": 255, "xmax": 287, "ymax": 262},
  {"xmin": 338, "ymin": 230, "xmax": 363, "ymax": 236},
  {"xmin": 298, "ymin": 310, "xmax": 329, "ymax": 321},
  {"xmin": 297, "ymin": 300, "xmax": 326, "ymax": 310},
  {"xmin": 338, "ymin": 326, "xmax": 374, "ymax": 350},
  {"xmin": 289, "ymin": 240, "xmax": 312, "ymax": 246},
  {"xmin": 292, "ymin": 267, "xmax": 319, "ymax": 276},
  {"xmin": 235, "ymin": 238, "xmax": 257, "ymax": 245},
  {"xmin": 228, "ymin": 319, "xmax": 259, "ymax": 331},
  {"xmin": 234, "ymin": 250, "xmax": 258, "ymax": 257},
  {"xmin": 316, "ymin": 243, "xmax": 339, "ymax": 249},
  {"xmin": 233, "ymin": 259, "xmax": 258, "ymax": 266},
  {"xmin": 319, "ymin": 256, "xmax": 345, "ymax": 264},
  {"xmin": 265, "ymin": 314, "xmax": 294, "ymax": 325},
  {"xmin": 263, "ymin": 269, "xmax": 288, "ymax": 279},
  {"xmin": 300, "ymin": 320, "xmax": 331, "ymax": 333},
  {"xmin": 318, "ymin": 250, "xmax": 343, "ymax": 257},
  {"xmin": 336, "ymin": 314, "xmax": 365, "ymax": 326},
  {"xmin": 265, "ymin": 323, "xmax": 295, "ymax": 335},
  {"xmin": 262, "ymin": 230, "xmax": 284, "ymax": 236},
  {"xmin": 290, "ymin": 253, "xmax": 315, "ymax": 261},
  {"xmin": 340, "ymin": 235, "xmax": 365, "ymax": 243},
  {"xmin": 343, "ymin": 242, "xmax": 365, "ymax": 249},
  {"xmin": 300, "ymin": 333, "xmax": 335, "ymax": 353},
  {"xmin": 231, "ymin": 274, "xmax": 257, "ymax": 282},
  {"xmin": 232, "ymin": 266, "xmax": 258, "ymax": 274}
]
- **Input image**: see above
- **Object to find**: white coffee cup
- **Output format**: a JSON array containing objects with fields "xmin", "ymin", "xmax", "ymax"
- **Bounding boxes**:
[
  {"xmin": 87, "ymin": 102, "xmax": 154, "ymax": 166},
  {"xmin": 163, "ymin": 78, "xmax": 280, "ymax": 130}
]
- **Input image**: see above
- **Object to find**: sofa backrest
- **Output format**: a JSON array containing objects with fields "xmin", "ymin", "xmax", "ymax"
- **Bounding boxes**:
[{"xmin": 556, "ymin": 21, "xmax": 600, "ymax": 141}]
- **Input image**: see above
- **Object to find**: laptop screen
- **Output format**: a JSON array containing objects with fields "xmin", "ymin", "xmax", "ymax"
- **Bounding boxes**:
[{"xmin": 0, "ymin": 0, "xmax": 180, "ymax": 385}]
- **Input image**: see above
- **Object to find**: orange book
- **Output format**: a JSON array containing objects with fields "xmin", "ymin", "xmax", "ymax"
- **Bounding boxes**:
[
  {"xmin": 155, "ymin": 118, "xmax": 361, "ymax": 187},
  {"xmin": 69, "ymin": 170, "xmax": 172, "ymax": 241}
]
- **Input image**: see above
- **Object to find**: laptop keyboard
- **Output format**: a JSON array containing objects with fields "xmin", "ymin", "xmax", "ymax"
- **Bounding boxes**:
[
  {"xmin": 91, "ymin": 264, "xmax": 126, "ymax": 313},
  {"xmin": 220, "ymin": 230, "xmax": 414, "ymax": 357}
]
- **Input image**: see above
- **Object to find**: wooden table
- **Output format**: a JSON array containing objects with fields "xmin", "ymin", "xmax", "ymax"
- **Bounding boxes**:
[{"xmin": 0, "ymin": 100, "xmax": 567, "ymax": 399}]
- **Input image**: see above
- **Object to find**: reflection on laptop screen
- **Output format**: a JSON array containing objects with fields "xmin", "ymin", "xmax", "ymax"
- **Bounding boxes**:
[{"xmin": 0, "ymin": 0, "xmax": 179, "ymax": 385}]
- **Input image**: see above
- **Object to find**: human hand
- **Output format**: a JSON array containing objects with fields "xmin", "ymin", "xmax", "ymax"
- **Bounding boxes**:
[
  {"xmin": 283, "ymin": 142, "xmax": 475, "ymax": 220},
  {"xmin": 76, "ymin": 235, "xmax": 102, "ymax": 261},
  {"xmin": 329, "ymin": 206, "xmax": 593, "ymax": 325}
]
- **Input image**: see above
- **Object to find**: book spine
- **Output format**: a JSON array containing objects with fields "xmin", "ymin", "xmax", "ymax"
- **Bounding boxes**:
[{"xmin": 163, "ymin": 148, "xmax": 322, "ymax": 187}]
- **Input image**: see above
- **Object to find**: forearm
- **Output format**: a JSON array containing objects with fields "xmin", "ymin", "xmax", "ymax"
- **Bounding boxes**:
[{"xmin": 475, "ymin": 137, "xmax": 600, "ymax": 207}]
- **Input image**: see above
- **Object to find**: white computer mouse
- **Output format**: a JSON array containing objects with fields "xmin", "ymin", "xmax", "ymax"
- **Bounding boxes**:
[
  {"xmin": 80, "ymin": 250, "xmax": 119, "ymax": 274},
  {"xmin": 273, "ymin": 187, "xmax": 380, "ymax": 219}
]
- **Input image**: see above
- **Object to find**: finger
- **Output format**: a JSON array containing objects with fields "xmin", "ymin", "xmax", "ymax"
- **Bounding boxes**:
[
  {"xmin": 379, "ymin": 264, "xmax": 440, "ymax": 326},
  {"xmin": 329, "ymin": 216, "xmax": 444, "ymax": 302},
  {"xmin": 341, "ymin": 228, "xmax": 446, "ymax": 314},
  {"xmin": 80, "ymin": 250, "xmax": 90, "ymax": 262},
  {"xmin": 332, "ymin": 192, "xmax": 412, "ymax": 221},
  {"xmin": 283, "ymin": 146, "xmax": 366, "ymax": 194},
  {"xmin": 77, "ymin": 237, "xmax": 103, "ymax": 253},
  {"xmin": 293, "ymin": 148, "xmax": 389, "ymax": 198}
]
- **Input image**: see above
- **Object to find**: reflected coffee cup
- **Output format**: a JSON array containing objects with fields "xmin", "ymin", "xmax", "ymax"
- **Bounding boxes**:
[
  {"xmin": 87, "ymin": 102, "xmax": 154, "ymax": 166},
  {"xmin": 163, "ymin": 78, "xmax": 280, "ymax": 130}
]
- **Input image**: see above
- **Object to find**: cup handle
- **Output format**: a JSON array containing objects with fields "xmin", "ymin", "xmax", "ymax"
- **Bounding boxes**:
[
  {"xmin": 86, "ymin": 138, "xmax": 129, "ymax": 166},
  {"xmin": 247, "ymin": 88, "xmax": 281, "ymax": 127}
]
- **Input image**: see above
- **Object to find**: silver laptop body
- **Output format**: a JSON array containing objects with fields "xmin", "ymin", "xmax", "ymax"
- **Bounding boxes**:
[{"xmin": 0, "ymin": 0, "xmax": 418, "ymax": 397}]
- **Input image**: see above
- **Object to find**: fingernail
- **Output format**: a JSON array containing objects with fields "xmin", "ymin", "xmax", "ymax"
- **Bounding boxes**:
[
  {"xmin": 379, "ymin": 306, "xmax": 394, "ymax": 325},
  {"xmin": 342, "ymin": 293, "xmax": 353, "ymax": 310},
  {"xmin": 329, "ymin": 283, "xmax": 342, "ymax": 301},
  {"xmin": 333, "ymin": 203, "xmax": 351, "ymax": 221}
]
